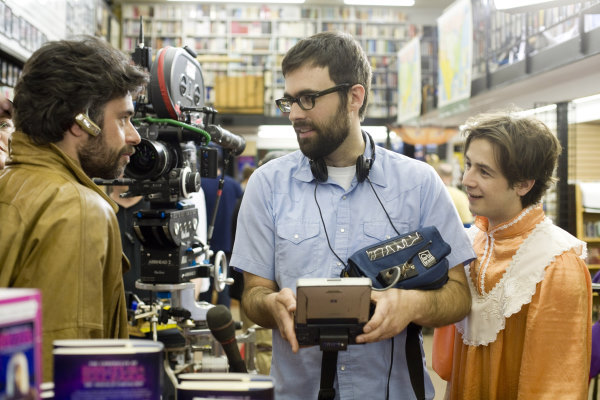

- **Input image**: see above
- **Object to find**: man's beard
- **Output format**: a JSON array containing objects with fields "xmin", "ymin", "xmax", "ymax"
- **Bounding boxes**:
[
  {"xmin": 78, "ymin": 134, "xmax": 131, "ymax": 179},
  {"xmin": 295, "ymin": 104, "xmax": 351, "ymax": 160}
]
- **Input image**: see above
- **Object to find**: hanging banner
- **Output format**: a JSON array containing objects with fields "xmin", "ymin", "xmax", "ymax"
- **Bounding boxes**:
[
  {"xmin": 397, "ymin": 37, "xmax": 422, "ymax": 124},
  {"xmin": 390, "ymin": 126, "xmax": 459, "ymax": 145},
  {"xmin": 437, "ymin": 0, "xmax": 473, "ymax": 109}
]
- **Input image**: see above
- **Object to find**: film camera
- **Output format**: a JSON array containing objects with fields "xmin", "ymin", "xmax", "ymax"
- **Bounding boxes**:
[
  {"xmin": 95, "ymin": 28, "xmax": 259, "ymax": 400},
  {"xmin": 98, "ymin": 41, "xmax": 245, "ymax": 290}
]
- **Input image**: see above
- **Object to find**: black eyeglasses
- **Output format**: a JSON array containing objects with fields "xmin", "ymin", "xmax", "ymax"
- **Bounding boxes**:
[{"xmin": 275, "ymin": 83, "xmax": 352, "ymax": 113}]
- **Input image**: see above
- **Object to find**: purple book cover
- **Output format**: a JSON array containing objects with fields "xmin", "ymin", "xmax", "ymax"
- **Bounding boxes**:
[
  {"xmin": 0, "ymin": 289, "xmax": 42, "ymax": 400},
  {"xmin": 53, "ymin": 339, "xmax": 163, "ymax": 400}
]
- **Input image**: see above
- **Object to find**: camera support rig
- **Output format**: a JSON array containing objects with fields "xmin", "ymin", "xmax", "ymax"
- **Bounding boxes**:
[{"xmin": 95, "ymin": 21, "xmax": 254, "ymax": 394}]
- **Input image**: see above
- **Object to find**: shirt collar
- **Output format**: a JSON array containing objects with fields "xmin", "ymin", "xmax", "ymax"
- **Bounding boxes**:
[{"xmin": 291, "ymin": 144, "xmax": 387, "ymax": 188}]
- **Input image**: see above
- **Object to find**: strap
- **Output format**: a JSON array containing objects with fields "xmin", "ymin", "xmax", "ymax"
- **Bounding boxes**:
[
  {"xmin": 406, "ymin": 323, "xmax": 425, "ymax": 400},
  {"xmin": 318, "ymin": 351, "xmax": 338, "ymax": 400}
]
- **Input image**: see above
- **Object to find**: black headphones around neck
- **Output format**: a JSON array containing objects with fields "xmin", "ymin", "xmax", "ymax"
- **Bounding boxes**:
[{"xmin": 309, "ymin": 130, "xmax": 376, "ymax": 183}]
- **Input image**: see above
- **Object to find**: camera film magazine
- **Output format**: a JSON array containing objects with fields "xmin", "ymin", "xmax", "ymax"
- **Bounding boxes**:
[
  {"xmin": 53, "ymin": 339, "xmax": 163, "ymax": 400},
  {"xmin": 0, "ymin": 288, "xmax": 42, "ymax": 400},
  {"xmin": 177, "ymin": 373, "xmax": 274, "ymax": 400}
]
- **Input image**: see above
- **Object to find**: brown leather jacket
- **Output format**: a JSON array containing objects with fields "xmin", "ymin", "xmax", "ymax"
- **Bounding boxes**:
[{"xmin": 0, "ymin": 131, "xmax": 129, "ymax": 382}]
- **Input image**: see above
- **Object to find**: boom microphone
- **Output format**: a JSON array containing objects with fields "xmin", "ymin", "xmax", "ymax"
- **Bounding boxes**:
[{"xmin": 206, "ymin": 305, "xmax": 247, "ymax": 373}]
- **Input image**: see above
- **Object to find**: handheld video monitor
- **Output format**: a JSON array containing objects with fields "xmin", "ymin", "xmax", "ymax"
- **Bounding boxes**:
[{"xmin": 294, "ymin": 277, "xmax": 372, "ymax": 348}]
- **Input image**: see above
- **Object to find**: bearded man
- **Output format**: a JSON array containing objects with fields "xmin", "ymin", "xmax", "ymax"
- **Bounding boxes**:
[
  {"xmin": 230, "ymin": 31, "xmax": 475, "ymax": 400},
  {"xmin": 0, "ymin": 36, "xmax": 148, "ymax": 382}
]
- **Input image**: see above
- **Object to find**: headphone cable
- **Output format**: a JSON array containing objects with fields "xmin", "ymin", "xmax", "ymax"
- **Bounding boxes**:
[
  {"xmin": 366, "ymin": 176, "xmax": 400, "ymax": 236},
  {"xmin": 314, "ymin": 182, "xmax": 348, "ymax": 269},
  {"xmin": 315, "ymin": 177, "xmax": 396, "ymax": 399}
]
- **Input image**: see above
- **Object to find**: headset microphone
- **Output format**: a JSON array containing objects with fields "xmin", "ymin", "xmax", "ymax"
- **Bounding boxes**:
[
  {"xmin": 206, "ymin": 305, "xmax": 247, "ymax": 373},
  {"xmin": 74, "ymin": 113, "xmax": 102, "ymax": 137}
]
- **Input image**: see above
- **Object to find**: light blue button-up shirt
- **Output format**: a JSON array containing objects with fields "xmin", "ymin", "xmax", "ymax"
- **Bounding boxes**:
[{"xmin": 230, "ymin": 145, "xmax": 475, "ymax": 400}]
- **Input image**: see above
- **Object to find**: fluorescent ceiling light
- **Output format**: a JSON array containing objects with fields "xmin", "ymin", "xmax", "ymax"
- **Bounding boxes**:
[
  {"xmin": 344, "ymin": 0, "xmax": 414, "ymax": 6},
  {"xmin": 572, "ymin": 93, "xmax": 600, "ymax": 104},
  {"xmin": 494, "ymin": 0, "xmax": 578, "ymax": 12},
  {"xmin": 172, "ymin": 0, "xmax": 304, "ymax": 3},
  {"xmin": 515, "ymin": 104, "xmax": 557, "ymax": 117},
  {"xmin": 257, "ymin": 125, "xmax": 394, "ymax": 141},
  {"xmin": 494, "ymin": 92, "xmax": 600, "ymax": 124},
  {"xmin": 258, "ymin": 125, "xmax": 296, "ymax": 139}
]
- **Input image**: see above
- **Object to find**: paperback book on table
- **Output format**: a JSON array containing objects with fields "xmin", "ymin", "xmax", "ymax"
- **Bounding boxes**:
[
  {"xmin": 0, "ymin": 288, "xmax": 42, "ymax": 400},
  {"xmin": 177, "ymin": 372, "xmax": 274, "ymax": 400},
  {"xmin": 53, "ymin": 338, "xmax": 163, "ymax": 400}
]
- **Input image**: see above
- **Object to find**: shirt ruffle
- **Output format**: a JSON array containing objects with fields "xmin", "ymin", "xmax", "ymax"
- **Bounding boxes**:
[{"xmin": 456, "ymin": 217, "xmax": 586, "ymax": 346}]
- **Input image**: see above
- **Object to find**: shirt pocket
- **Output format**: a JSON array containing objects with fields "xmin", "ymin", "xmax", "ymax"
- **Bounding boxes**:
[
  {"xmin": 275, "ymin": 222, "xmax": 322, "ymax": 289},
  {"xmin": 363, "ymin": 221, "xmax": 410, "ymax": 243}
]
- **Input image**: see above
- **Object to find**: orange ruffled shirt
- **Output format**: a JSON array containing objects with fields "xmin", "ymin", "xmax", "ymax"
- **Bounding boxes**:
[{"xmin": 448, "ymin": 205, "xmax": 592, "ymax": 400}]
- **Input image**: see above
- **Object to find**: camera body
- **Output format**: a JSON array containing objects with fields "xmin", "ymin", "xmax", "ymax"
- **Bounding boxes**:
[{"xmin": 98, "ymin": 46, "xmax": 244, "ymax": 285}]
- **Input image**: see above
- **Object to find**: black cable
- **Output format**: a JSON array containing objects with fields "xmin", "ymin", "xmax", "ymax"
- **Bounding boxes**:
[
  {"xmin": 366, "ymin": 177, "xmax": 396, "ymax": 399},
  {"xmin": 366, "ymin": 177, "xmax": 400, "ymax": 236},
  {"xmin": 314, "ymin": 182, "xmax": 348, "ymax": 269},
  {"xmin": 314, "ymin": 176, "xmax": 397, "ymax": 399}
]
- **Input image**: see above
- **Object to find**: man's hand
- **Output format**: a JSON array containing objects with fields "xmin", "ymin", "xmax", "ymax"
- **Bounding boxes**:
[
  {"xmin": 266, "ymin": 288, "xmax": 298, "ymax": 352},
  {"xmin": 242, "ymin": 272, "xmax": 300, "ymax": 352},
  {"xmin": 355, "ymin": 264, "xmax": 471, "ymax": 344},
  {"xmin": 356, "ymin": 288, "xmax": 415, "ymax": 343}
]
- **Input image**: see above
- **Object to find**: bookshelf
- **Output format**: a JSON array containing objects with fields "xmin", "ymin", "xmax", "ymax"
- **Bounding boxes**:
[
  {"xmin": 420, "ymin": 25, "xmax": 437, "ymax": 115},
  {"xmin": 575, "ymin": 183, "xmax": 600, "ymax": 269},
  {"xmin": 119, "ymin": 2, "xmax": 418, "ymax": 119},
  {"xmin": 470, "ymin": 0, "xmax": 600, "ymax": 82},
  {"xmin": 0, "ymin": 0, "xmax": 117, "ymax": 95}
]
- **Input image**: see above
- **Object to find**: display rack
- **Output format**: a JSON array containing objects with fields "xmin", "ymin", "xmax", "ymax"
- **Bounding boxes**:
[
  {"xmin": 119, "ymin": 2, "xmax": 418, "ymax": 118},
  {"xmin": 575, "ymin": 183, "xmax": 600, "ymax": 269},
  {"xmin": 470, "ymin": 0, "xmax": 600, "ymax": 86},
  {"xmin": 419, "ymin": 25, "xmax": 437, "ymax": 115},
  {"xmin": 0, "ymin": 0, "xmax": 118, "ymax": 95}
]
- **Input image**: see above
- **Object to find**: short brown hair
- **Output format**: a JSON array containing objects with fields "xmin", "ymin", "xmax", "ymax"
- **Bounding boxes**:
[
  {"xmin": 13, "ymin": 36, "xmax": 148, "ymax": 144},
  {"xmin": 281, "ymin": 31, "xmax": 372, "ymax": 120},
  {"xmin": 462, "ymin": 111, "xmax": 562, "ymax": 208}
]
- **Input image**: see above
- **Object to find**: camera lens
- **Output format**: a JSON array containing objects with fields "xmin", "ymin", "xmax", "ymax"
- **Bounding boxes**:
[{"xmin": 126, "ymin": 139, "xmax": 174, "ymax": 180}]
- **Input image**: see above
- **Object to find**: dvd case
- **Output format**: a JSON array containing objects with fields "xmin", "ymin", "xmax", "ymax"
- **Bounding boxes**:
[
  {"xmin": 0, "ymin": 288, "xmax": 42, "ymax": 400},
  {"xmin": 53, "ymin": 339, "xmax": 163, "ymax": 400}
]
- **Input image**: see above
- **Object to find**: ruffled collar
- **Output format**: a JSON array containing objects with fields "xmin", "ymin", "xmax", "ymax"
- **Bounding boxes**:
[
  {"xmin": 474, "ymin": 204, "xmax": 545, "ymax": 240},
  {"xmin": 457, "ymin": 213, "xmax": 586, "ymax": 346}
]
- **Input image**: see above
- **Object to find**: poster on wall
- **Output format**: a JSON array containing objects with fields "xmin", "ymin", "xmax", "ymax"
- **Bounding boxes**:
[
  {"xmin": 397, "ymin": 37, "xmax": 422, "ymax": 124},
  {"xmin": 437, "ymin": 0, "xmax": 473, "ymax": 109}
]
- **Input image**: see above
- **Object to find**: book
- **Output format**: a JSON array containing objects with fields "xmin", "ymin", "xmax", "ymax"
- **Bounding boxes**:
[
  {"xmin": 0, "ymin": 288, "xmax": 42, "ymax": 400},
  {"xmin": 177, "ymin": 373, "xmax": 274, "ymax": 400},
  {"xmin": 53, "ymin": 339, "xmax": 163, "ymax": 400}
]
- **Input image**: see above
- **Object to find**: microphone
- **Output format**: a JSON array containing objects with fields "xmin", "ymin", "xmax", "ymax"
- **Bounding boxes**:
[
  {"xmin": 206, "ymin": 305, "xmax": 247, "ymax": 373},
  {"xmin": 205, "ymin": 124, "xmax": 246, "ymax": 156}
]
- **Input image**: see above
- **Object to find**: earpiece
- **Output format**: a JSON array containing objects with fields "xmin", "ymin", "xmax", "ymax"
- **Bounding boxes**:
[
  {"xmin": 310, "ymin": 131, "xmax": 375, "ymax": 183},
  {"xmin": 74, "ymin": 113, "xmax": 101, "ymax": 137}
]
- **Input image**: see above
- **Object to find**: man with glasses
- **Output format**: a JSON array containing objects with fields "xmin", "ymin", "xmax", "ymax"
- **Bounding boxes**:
[{"xmin": 230, "ymin": 31, "xmax": 474, "ymax": 399}]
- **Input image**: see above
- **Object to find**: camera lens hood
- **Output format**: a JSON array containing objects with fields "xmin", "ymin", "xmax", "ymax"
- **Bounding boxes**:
[{"xmin": 126, "ymin": 139, "xmax": 176, "ymax": 180}]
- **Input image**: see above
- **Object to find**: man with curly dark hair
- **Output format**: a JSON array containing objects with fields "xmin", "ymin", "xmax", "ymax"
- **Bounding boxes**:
[{"xmin": 0, "ymin": 36, "xmax": 148, "ymax": 382}]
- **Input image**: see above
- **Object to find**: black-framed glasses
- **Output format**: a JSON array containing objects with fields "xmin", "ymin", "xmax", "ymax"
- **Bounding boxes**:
[{"xmin": 275, "ymin": 83, "xmax": 352, "ymax": 113}]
